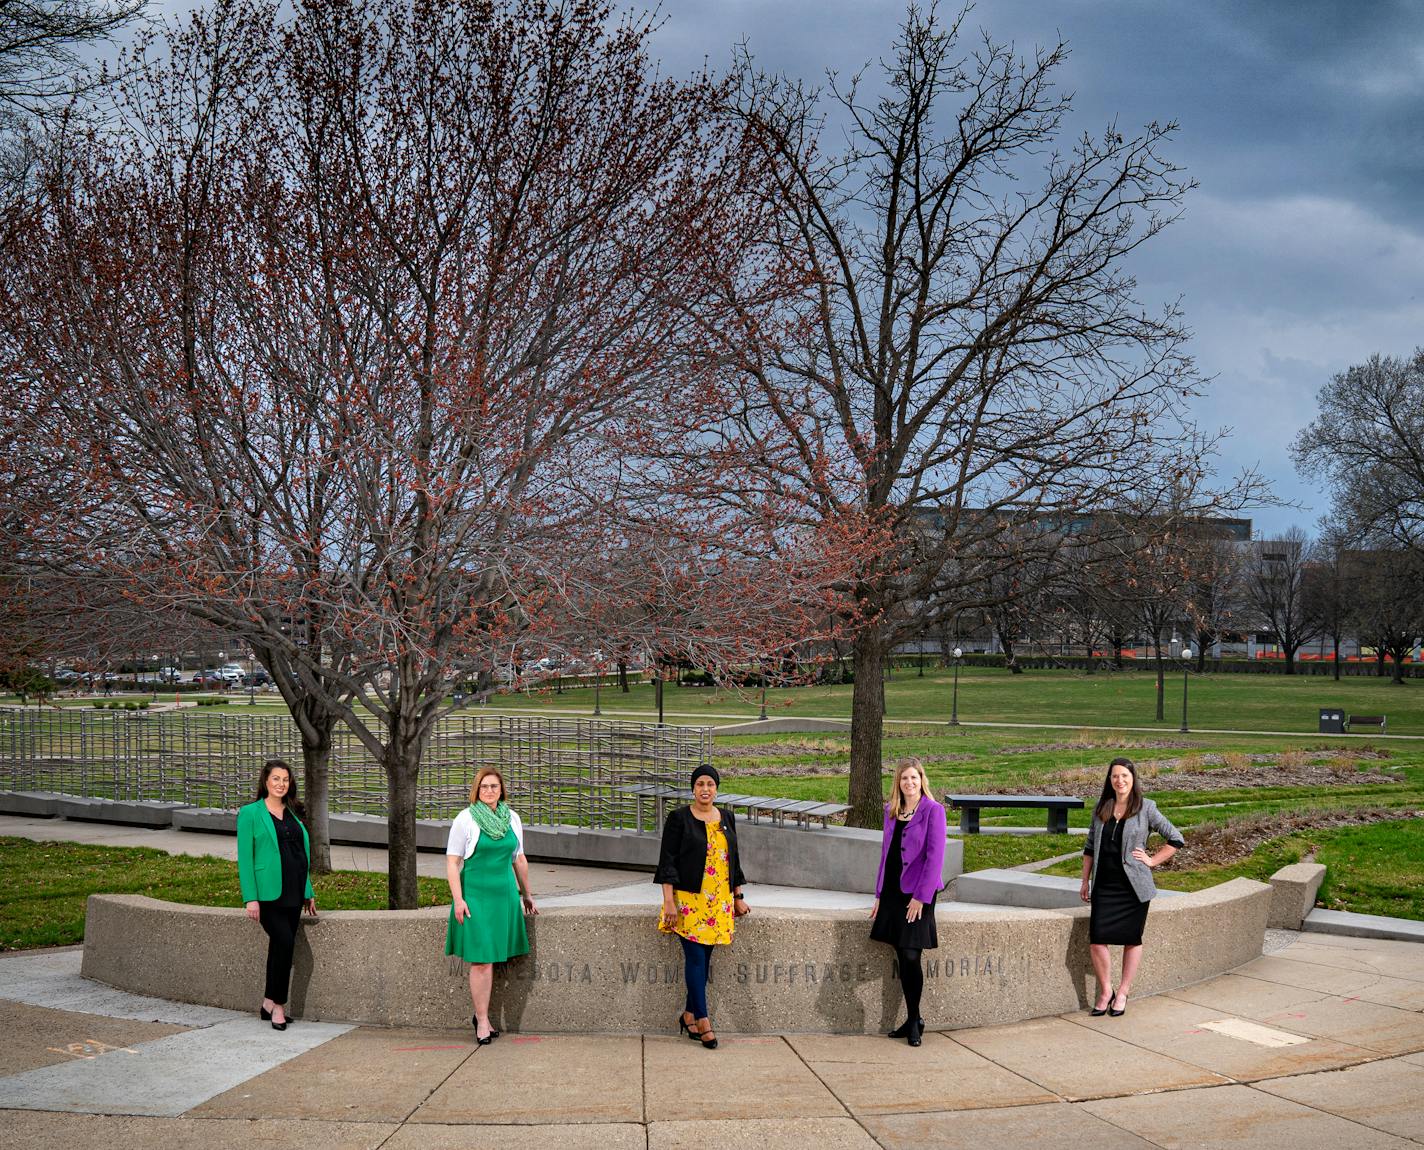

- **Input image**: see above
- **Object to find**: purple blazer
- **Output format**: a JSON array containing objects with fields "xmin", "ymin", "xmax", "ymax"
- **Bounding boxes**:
[{"xmin": 874, "ymin": 796, "xmax": 948, "ymax": 905}]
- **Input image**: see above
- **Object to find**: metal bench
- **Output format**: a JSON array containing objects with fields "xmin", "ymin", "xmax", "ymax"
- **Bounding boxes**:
[
  {"xmin": 947, "ymin": 793, "xmax": 1085, "ymax": 835},
  {"xmin": 1345, "ymin": 714, "xmax": 1387, "ymax": 734},
  {"xmin": 617, "ymin": 785, "xmax": 848, "ymax": 829}
]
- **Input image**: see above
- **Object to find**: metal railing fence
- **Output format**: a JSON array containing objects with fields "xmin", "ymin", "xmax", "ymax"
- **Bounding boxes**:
[{"xmin": 0, "ymin": 709, "xmax": 707, "ymax": 830}]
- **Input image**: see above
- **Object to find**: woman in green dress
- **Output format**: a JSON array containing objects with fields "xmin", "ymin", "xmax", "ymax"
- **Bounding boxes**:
[{"xmin": 445, "ymin": 766, "xmax": 538, "ymax": 1044}]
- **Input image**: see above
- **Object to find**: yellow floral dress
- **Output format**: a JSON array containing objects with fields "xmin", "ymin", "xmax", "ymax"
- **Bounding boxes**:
[{"xmin": 658, "ymin": 821, "xmax": 734, "ymax": 945}]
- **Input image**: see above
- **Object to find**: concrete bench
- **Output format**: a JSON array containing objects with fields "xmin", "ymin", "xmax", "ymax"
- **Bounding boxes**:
[
  {"xmin": 956, "ymin": 867, "xmax": 1183, "ymax": 909},
  {"xmin": 1345, "ymin": 714, "xmax": 1386, "ymax": 734},
  {"xmin": 617, "ymin": 785, "xmax": 848, "ymax": 829},
  {"xmin": 55, "ymin": 796, "xmax": 193, "ymax": 827},
  {"xmin": 0, "ymin": 790, "xmax": 61, "ymax": 817},
  {"xmin": 81, "ymin": 876, "xmax": 1270, "ymax": 1033},
  {"xmin": 947, "ymin": 794, "xmax": 1084, "ymax": 834}
]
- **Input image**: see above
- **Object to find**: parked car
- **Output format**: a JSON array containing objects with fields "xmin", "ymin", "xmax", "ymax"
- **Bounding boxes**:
[
  {"xmin": 217, "ymin": 664, "xmax": 246, "ymax": 683},
  {"xmin": 242, "ymin": 669, "xmax": 272, "ymax": 687},
  {"xmin": 191, "ymin": 671, "xmax": 226, "ymax": 689}
]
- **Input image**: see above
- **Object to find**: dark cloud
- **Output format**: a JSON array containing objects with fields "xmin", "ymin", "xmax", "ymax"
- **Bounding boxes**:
[{"xmin": 648, "ymin": 0, "xmax": 1424, "ymax": 533}]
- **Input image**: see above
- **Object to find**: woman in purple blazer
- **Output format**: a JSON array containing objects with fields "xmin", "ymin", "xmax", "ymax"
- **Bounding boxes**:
[{"xmin": 869, "ymin": 759, "xmax": 947, "ymax": 1046}]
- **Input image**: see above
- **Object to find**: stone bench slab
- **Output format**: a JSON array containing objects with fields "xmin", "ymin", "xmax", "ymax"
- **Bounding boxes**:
[
  {"xmin": 1303, "ymin": 907, "xmax": 1424, "ymax": 944},
  {"xmin": 956, "ymin": 867, "xmax": 1184, "ymax": 910},
  {"xmin": 0, "ymin": 790, "xmax": 62, "ymax": 817},
  {"xmin": 56, "ymin": 797, "xmax": 192, "ymax": 828}
]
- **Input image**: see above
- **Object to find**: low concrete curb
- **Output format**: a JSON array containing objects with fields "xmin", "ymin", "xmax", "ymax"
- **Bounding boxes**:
[
  {"xmin": 0, "ymin": 790, "xmax": 61, "ymax": 817},
  {"xmin": 56, "ymin": 797, "xmax": 192, "ymax": 827},
  {"xmin": 1302, "ymin": 907, "xmax": 1424, "ymax": 943},
  {"xmin": 956, "ymin": 867, "xmax": 1183, "ymax": 909},
  {"xmin": 81, "ymin": 878, "xmax": 1270, "ymax": 1034},
  {"xmin": 1266, "ymin": 862, "xmax": 1327, "ymax": 929}
]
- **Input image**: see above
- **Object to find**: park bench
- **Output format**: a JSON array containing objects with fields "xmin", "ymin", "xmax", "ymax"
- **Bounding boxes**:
[
  {"xmin": 946, "ymin": 793, "xmax": 1084, "ymax": 835},
  {"xmin": 1345, "ymin": 714, "xmax": 1387, "ymax": 734}
]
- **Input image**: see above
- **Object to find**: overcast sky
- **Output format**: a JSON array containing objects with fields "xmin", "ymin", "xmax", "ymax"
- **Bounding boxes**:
[
  {"xmin": 134, "ymin": 0, "xmax": 1424, "ymax": 537},
  {"xmin": 642, "ymin": 0, "xmax": 1424, "ymax": 539}
]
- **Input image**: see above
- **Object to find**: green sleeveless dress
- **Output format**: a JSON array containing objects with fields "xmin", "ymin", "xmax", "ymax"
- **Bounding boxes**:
[{"xmin": 444, "ymin": 825, "xmax": 529, "ymax": 964}]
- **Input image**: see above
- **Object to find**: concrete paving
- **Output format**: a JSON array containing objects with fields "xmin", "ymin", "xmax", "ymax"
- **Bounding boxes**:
[{"xmin": 0, "ymin": 927, "xmax": 1421, "ymax": 1148}]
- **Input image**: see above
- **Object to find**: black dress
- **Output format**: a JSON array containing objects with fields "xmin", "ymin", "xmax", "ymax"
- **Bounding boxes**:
[
  {"xmin": 870, "ymin": 817, "xmax": 939, "ymax": 950},
  {"xmin": 1089, "ymin": 816, "xmax": 1149, "ymax": 946}
]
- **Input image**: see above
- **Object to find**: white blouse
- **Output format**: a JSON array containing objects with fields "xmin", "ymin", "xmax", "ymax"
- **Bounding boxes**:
[{"xmin": 445, "ymin": 806, "xmax": 526, "ymax": 860}]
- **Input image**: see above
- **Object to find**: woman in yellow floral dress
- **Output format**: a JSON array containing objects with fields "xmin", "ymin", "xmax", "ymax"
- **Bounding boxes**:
[{"xmin": 656, "ymin": 764, "xmax": 750, "ymax": 1049}]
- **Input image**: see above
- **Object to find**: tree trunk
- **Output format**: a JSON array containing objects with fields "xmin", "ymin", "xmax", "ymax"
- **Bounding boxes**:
[
  {"xmin": 385, "ymin": 739, "xmax": 421, "ymax": 909},
  {"xmin": 1283, "ymin": 643, "xmax": 1297, "ymax": 675},
  {"xmin": 298, "ymin": 705, "xmax": 336, "ymax": 875},
  {"xmin": 1333, "ymin": 636, "xmax": 1341, "ymax": 681},
  {"xmin": 1153, "ymin": 647, "xmax": 1165, "ymax": 721},
  {"xmin": 847, "ymin": 632, "xmax": 888, "ymax": 829},
  {"xmin": 617, "ymin": 660, "xmax": 629, "ymax": 692}
]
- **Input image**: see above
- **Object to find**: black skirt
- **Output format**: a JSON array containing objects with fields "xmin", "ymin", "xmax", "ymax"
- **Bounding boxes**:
[
  {"xmin": 870, "ymin": 818, "xmax": 939, "ymax": 950},
  {"xmin": 1089, "ymin": 817, "xmax": 1149, "ymax": 946}
]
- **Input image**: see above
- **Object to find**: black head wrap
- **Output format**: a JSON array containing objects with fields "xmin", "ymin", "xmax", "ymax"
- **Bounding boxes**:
[{"xmin": 690, "ymin": 763, "xmax": 720, "ymax": 787}]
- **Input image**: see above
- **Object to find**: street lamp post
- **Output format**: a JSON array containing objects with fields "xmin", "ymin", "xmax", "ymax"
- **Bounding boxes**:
[
  {"xmin": 593, "ymin": 675, "xmax": 602, "ymax": 717},
  {"xmin": 1179, "ymin": 646, "xmax": 1193, "ymax": 733},
  {"xmin": 949, "ymin": 646, "xmax": 964, "ymax": 726},
  {"xmin": 654, "ymin": 673, "xmax": 664, "ymax": 727}
]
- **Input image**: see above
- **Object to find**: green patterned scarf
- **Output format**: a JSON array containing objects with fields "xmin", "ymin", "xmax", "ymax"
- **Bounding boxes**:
[{"xmin": 471, "ymin": 800, "xmax": 511, "ymax": 840}]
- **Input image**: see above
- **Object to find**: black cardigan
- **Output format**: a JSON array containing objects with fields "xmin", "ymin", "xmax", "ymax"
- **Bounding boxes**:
[{"xmin": 654, "ymin": 805, "xmax": 747, "ymax": 894}]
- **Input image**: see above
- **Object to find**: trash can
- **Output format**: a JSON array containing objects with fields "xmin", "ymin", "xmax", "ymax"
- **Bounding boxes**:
[{"xmin": 1318, "ymin": 708, "xmax": 1345, "ymax": 734}]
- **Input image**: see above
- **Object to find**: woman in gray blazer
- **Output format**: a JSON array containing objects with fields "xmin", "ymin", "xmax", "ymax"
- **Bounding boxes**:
[{"xmin": 1078, "ymin": 757, "xmax": 1184, "ymax": 1016}]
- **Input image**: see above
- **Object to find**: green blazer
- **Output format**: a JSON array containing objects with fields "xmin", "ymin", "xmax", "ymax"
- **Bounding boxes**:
[{"xmin": 237, "ymin": 800, "xmax": 314, "ymax": 903}]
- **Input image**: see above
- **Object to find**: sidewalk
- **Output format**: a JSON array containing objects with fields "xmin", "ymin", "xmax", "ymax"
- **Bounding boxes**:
[
  {"xmin": 2, "ymin": 929, "xmax": 1423, "ymax": 1149},
  {"xmin": 4, "ymin": 816, "xmax": 1424, "ymax": 1147}
]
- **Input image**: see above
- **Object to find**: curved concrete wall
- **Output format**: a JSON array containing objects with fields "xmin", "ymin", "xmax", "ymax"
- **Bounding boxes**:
[{"xmin": 81, "ymin": 879, "xmax": 1270, "ymax": 1034}]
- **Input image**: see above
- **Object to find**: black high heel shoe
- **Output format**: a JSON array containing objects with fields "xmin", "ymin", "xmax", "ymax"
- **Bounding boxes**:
[
  {"xmin": 472, "ymin": 1015, "xmax": 499, "ymax": 1045},
  {"xmin": 697, "ymin": 1020, "xmax": 718, "ymax": 1050},
  {"xmin": 678, "ymin": 1013, "xmax": 699, "ymax": 1040},
  {"xmin": 270, "ymin": 1009, "xmax": 288, "ymax": 1031},
  {"xmin": 1090, "ymin": 988, "xmax": 1114, "ymax": 1017},
  {"xmin": 1109, "ymin": 993, "xmax": 1128, "ymax": 1018},
  {"xmin": 260, "ymin": 1006, "xmax": 272, "ymax": 1021},
  {"xmin": 888, "ymin": 1016, "xmax": 925, "ymax": 1039}
]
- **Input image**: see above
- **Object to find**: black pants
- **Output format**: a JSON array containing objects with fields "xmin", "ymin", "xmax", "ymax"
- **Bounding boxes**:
[{"xmin": 258, "ymin": 902, "xmax": 303, "ymax": 1005}]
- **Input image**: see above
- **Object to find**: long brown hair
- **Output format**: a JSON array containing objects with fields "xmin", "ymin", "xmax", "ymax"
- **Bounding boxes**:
[
  {"xmin": 1094, "ymin": 756, "xmax": 1143, "ymax": 822},
  {"xmin": 256, "ymin": 759, "xmax": 305, "ymax": 822}
]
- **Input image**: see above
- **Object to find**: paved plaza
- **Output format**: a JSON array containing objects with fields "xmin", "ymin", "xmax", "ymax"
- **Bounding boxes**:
[
  {"xmin": 3, "ymin": 815, "xmax": 1423, "ymax": 1147},
  {"xmin": 1, "ymin": 927, "xmax": 1422, "ymax": 1148}
]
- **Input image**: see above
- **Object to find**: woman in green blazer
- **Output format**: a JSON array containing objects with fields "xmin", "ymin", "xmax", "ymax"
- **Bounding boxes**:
[{"xmin": 237, "ymin": 760, "xmax": 317, "ymax": 1030}]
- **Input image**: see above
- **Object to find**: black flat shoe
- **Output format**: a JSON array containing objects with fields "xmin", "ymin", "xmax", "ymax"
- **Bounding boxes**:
[
  {"xmin": 1090, "ymin": 988, "xmax": 1114, "ymax": 1017},
  {"xmin": 888, "ymin": 1017, "xmax": 925, "ymax": 1038},
  {"xmin": 907, "ymin": 1019, "xmax": 922, "ymax": 1047}
]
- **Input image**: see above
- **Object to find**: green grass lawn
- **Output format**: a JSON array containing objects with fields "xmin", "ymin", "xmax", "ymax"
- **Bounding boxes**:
[
  {"xmin": 0, "ymin": 839, "xmax": 451, "ymax": 951},
  {"xmin": 491, "ymin": 666, "xmax": 1424, "ymax": 736}
]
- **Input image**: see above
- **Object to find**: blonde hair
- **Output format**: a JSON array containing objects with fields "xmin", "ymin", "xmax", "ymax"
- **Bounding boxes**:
[
  {"xmin": 887, "ymin": 759, "xmax": 933, "ymax": 818},
  {"xmin": 469, "ymin": 766, "xmax": 506, "ymax": 804}
]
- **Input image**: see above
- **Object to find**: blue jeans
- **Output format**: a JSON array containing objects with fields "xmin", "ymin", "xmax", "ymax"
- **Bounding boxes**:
[{"xmin": 679, "ymin": 934, "xmax": 715, "ymax": 1018}]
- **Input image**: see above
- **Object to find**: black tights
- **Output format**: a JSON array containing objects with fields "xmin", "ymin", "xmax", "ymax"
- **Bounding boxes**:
[{"xmin": 897, "ymin": 947, "xmax": 924, "ymax": 1021}]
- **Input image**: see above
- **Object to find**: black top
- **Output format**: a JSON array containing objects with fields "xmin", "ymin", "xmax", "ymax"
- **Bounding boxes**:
[
  {"xmin": 270, "ymin": 810, "xmax": 309, "ymax": 907},
  {"xmin": 654, "ymin": 805, "xmax": 747, "ymax": 894}
]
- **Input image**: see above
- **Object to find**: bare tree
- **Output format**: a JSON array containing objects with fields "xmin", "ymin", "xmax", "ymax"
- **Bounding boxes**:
[
  {"xmin": 10, "ymin": 0, "xmax": 799, "ymax": 906},
  {"xmin": 680, "ymin": 4, "xmax": 1262, "ymax": 824},
  {"xmin": 1349, "ymin": 547, "xmax": 1424, "ymax": 686},
  {"xmin": 1303, "ymin": 530, "xmax": 1355, "ymax": 681},
  {"xmin": 1293, "ymin": 350, "xmax": 1424, "ymax": 554},
  {"xmin": 1245, "ymin": 528, "xmax": 1321, "ymax": 676}
]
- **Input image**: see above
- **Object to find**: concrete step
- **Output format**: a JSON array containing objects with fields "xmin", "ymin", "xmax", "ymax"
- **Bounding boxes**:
[{"xmin": 1302, "ymin": 907, "xmax": 1424, "ymax": 943}]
